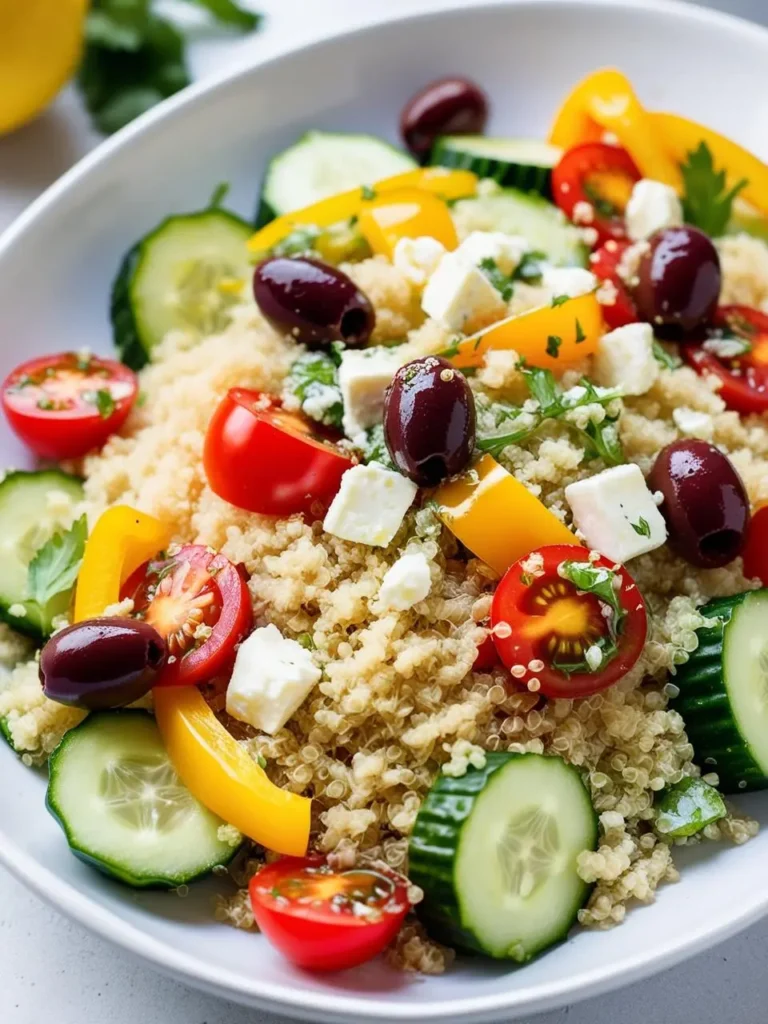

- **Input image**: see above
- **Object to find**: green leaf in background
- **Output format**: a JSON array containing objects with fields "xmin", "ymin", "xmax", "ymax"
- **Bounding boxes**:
[
  {"xmin": 186, "ymin": 0, "xmax": 262, "ymax": 30},
  {"xmin": 27, "ymin": 515, "xmax": 88, "ymax": 611}
]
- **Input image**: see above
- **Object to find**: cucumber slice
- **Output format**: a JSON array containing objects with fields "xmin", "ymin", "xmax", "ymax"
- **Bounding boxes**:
[
  {"xmin": 675, "ymin": 589, "xmax": 768, "ymax": 792},
  {"xmin": 47, "ymin": 712, "xmax": 239, "ymax": 888},
  {"xmin": 255, "ymin": 130, "xmax": 417, "ymax": 227},
  {"xmin": 0, "ymin": 470, "xmax": 84, "ymax": 640},
  {"xmin": 431, "ymin": 136, "xmax": 562, "ymax": 198},
  {"xmin": 409, "ymin": 752, "xmax": 597, "ymax": 962},
  {"xmin": 451, "ymin": 189, "xmax": 588, "ymax": 268},
  {"xmin": 111, "ymin": 209, "xmax": 253, "ymax": 370}
]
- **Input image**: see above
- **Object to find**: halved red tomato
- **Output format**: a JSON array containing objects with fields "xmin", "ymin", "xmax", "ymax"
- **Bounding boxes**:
[
  {"xmin": 682, "ymin": 306, "xmax": 768, "ymax": 414},
  {"xmin": 490, "ymin": 544, "xmax": 647, "ymax": 698},
  {"xmin": 122, "ymin": 544, "xmax": 252, "ymax": 687},
  {"xmin": 473, "ymin": 630, "xmax": 502, "ymax": 671},
  {"xmin": 249, "ymin": 856, "xmax": 410, "ymax": 971},
  {"xmin": 742, "ymin": 503, "xmax": 768, "ymax": 584},
  {"xmin": 1, "ymin": 351, "xmax": 138, "ymax": 460},
  {"xmin": 589, "ymin": 240, "xmax": 638, "ymax": 330},
  {"xmin": 552, "ymin": 143, "xmax": 641, "ymax": 247},
  {"xmin": 204, "ymin": 389, "xmax": 354, "ymax": 518}
]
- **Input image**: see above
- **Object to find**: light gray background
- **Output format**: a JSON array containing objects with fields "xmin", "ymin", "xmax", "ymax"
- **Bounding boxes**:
[{"xmin": 1, "ymin": 0, "xmax": 767, "ymax": 1020}]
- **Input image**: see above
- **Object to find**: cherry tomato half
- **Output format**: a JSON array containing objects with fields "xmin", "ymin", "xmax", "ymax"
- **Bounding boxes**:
[
  {"xmin": 490, "ymin": 544, "xmax": 647, "ymax": 698},
  {"xmin": 121, "ymin": 544, "xmax": 252, "ymax": 687},
  {"xmin": 473, "ymin": 631, "xmax": 502, "ymax": 671},
  {"xmin": 742, "ymin": 504, "xmax": 768, "ymax": 584},
  {"xmin": 552, "ymin": 143, "xmax": 641, "ymax": 247},
  {"xmin": 249, "ymin": 856, "xmax": 410, "ymax": 971},
  {"xmin": 204, "ymin": 389, "xmax": 354, "ymax": 518},
  {"xmin": 589, "ymin": 240, "xmax": 638, "ymax": 330},
  {"xmin": 682, "ymin": 306, "xmax": 768, "ymax": 415},
  {"xmin": 1, "ymin": 352, "xmax": 138, "ymax": 460}
]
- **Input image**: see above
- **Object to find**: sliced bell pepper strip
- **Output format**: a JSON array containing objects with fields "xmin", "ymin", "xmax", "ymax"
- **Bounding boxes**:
[
  {"xmin": 447, "ymin": 293, "xmax": 604, "ymax": 371},
  {"xmin": 549, "ymin": 68, "xmax": 681, "ymax": 189},
  {"xmin": 74, "ymin": 505, "xmax": 171, "ymax": 622},
  {"xmin": 154, "ymin": 686, "xmax": 311, "ymax": 856},
  {"xmin": 434, "ymin": 454, "xmax": 576, "ymax": 575},
  {"xmin": 248, "ymin": 168, "xmax": 477, "ymax": 255},
  {"xmin": 358, "ymin": 187, "xmax": 458, "ymax": 257}
]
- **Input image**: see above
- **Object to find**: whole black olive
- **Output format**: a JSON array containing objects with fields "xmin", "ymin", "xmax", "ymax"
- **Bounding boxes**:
[
  {"xmin": 648, "ymin": 439, "xmax": 750, "ymax": 568},
  {"xmin": 400, "ymin": 77, "xmax": 489, "ymax": 160},
  {"xmin": 384, "ymin": 356, "xmax": 476, "ymax": 486},
  {"xmin": 40, "ymin": 618, "xmax": 167, "ymax": 710},
  {"xmin": 634, "ymin": 226, "xmax": 721, "ymax": 336},
  {"xmin": 253, "ymin": 256, "xmax": 375, "ymax": 350}
]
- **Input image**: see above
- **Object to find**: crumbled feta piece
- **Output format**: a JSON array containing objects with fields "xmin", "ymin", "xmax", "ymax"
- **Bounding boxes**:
[
  {"xmin": 625, "ymin": 179, "xmax": 683, "ymax": 242},
  {"xmin": 593, "ymin": 322, "xmax": 659, "ymax": 396},
  {"xmin": 378, "ymin": 552, "xmax": 432, "ymax": 610},
  {"xmin": 338, "ymin": 346, "xmax": 405, "ymax": 438},
  {"xmin": 455, "ymin": 231, "xmax": 530, "ymax": 276},
  {"xmin": 421, "ymin": 250, "xmax": 506, "ymax": 331},
  {"xmin": 541, "ymin": 266, "xmax": 598, "ymax": 299},
  {"xmin": 323, "ymin": 462, "xmax": 418, "ymax": 547},
  {"xmin": 301, "ymin": 384, "xmax": 341, "ymax": 422},
  {"xmin": 673, "ymin": 407, "xmax": 714, "ymax": 440},
  {"xmin": 392, "ymin": 236, "xmax": 446, "ymax": 286},
  {"xmin": 225, "ymin": 624, "xmax": 321, "ymax": 735},
  {"xmin": 565, "ymin": 464, "xmax": 667, "ymax": 562}
]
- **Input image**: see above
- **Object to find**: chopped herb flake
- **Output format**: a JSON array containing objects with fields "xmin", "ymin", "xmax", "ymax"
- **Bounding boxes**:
[
  {"xmin": 631, "ymin": 517, "xmax": 651, "ymax": 538},
  {"xmin": 551, "ymin": 294, "xmax": 569, "ymax": 308},
  {"xmin": 546, "ymin": 335, "xmax": 562, "ymax": 359}
]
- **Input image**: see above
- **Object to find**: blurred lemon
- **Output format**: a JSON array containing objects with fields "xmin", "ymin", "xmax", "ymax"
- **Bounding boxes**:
[{"xmin": 0, "ymin": 0, "xmax": 88, "ymax": 135}]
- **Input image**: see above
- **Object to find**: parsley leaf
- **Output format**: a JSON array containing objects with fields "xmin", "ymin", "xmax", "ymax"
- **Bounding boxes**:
[
  {"xmin": 285, "ymin": 352, "xmax": 343, "ymax": 429},
  {"xmin": 479, "ymin": 258, "xmax": 513, "ymax": 302},
  {"xmin": 272, "ymin": 224, "xmax": 322, "ymax": 258},
  {"xmin": 360, "ymin": 184, "xmax": 378, "ymax": 201},
  {"xmin": 186, "ymin": 0, "xmax": 262, "ymax": 30},
  {"xmin": 681, "ymin": 141, "xmax": 748, "ymax": 238},
  {"xmin": 652, "ymin": 338, "xmax": 683, "ymax": 370},
  {"xmin": 84, "ymin": 389, "xmax": 117, "ymax": 419},
  {"xmin": 546, "ymin": 335, "xmax": 562, "ymax": 359},
  {"xmin": 555, "ymin": 559, "xmax": 627, "ymax": 676},
  {"xmin": 575, "ymin": 318, "xmax": 587, "ymax": 344},
  {"xmin": 512, "ymin": 250, "xmax": 546, "ymax": 284},
  {"xmin": 27, "ymin": 516, "xmax": 88, "ymax": 612},
  {"xmin": 631, "ymin": 517, "xmax": 651, "ymax": 538},
  {"xmin": 551, "ymin": 294, "xmax": 569, "ymax": 308}
]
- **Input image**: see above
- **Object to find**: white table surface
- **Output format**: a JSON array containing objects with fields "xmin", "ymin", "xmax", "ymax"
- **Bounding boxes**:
[{"xmin": 3, "ymin": 0, "xmax": 768, "ymax": 1021}]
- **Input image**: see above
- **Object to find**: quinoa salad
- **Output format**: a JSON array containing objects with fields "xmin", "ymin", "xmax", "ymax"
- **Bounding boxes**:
[{"xmin": 2, "ymin": 67, "xmax": 768, "ymax": 974}]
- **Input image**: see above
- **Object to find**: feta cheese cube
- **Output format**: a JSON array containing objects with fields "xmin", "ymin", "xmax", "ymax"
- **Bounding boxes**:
[
  {"xmin": 323, "ymin": 462, "xmax": 418, "ymax": 547},
  {"xmin": 625, "ymin": 179, "xmax": 683, "ymax": 241},
  {"xmin": 593, "ymin": 322, "xmax": 659, "ymax": 396},
  {"xmin": 565, "ymin": 464, "xmax": 667, "ymax": 563},
  {"xmin": 421, "ymin": 251, "xmax": 507, "ymax": 331},
  {"xmin": 541, "ymin": 266, "xmax": 598, "ymax": 300},
  {"xmin": 225, "ymin": 624, "xmax": 321, "ymax": 735},
  {"xmin": 378, "ymin": 552, "xmax": 432, "ymax": 610},
  {"xmin": 673, "ymin": 407, "xmax": 714, "ymax": 440},
  {"xmin": 338, "ymin": 346, "xmax": 405, "ymax": 438},
  {"xmin": 393, "ymin": 236, "xmax": 446, "ymax": 286},
  {"xmin": 455, "ymin": 231, "xmax": 529, "ymax": 276}
]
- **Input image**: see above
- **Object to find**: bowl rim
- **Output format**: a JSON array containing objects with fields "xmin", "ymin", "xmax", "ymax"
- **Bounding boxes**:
[{"xmin": 3, "ymin": 0, "xmax": 768, "ymax": 1019}]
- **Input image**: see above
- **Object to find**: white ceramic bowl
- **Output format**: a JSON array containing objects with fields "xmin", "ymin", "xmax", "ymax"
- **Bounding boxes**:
[{"xmin": 2, "ymin": 1, "xmax": 768, "ymax": 1019}]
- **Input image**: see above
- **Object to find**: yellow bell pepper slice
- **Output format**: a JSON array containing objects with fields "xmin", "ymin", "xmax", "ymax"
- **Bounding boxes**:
[
  {"xmin": 434, "ymin": 454, "xmax": 576, "ymax": 576},
  {"xmin": 248, "ymin": 168, "xmax": 477, "ymax": 255},
  {"xmin": 448, "ymin": 293, "xmax": 603, "ymax": 372},
  {"xmin": 154, "ymin": 687, "xmax": 311, "ymax": 856},
  {"xmin": 74, "ymin": 505, "xmax": 171, "ymax": 622},
  {"xmin": 358, "ymin": 187, "xmax": 458, "ymax": 257},
  {"xmin": 549, "ymin": 68, "xmax": 681, "ymax": 189}
]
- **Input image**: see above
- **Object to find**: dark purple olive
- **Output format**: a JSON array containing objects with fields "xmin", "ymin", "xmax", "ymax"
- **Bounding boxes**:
[
  {"xmin": 648, "ymin": 440, "xmax": 750, "ymax": 568},
  {"xmin": 633, "ymin": 226, "xmax": 721, "ymax": 336},
  {"xmin": 384, "ymin": 356, "xmax": 476, "ymax": 487},
  {"xmin": 40, "ymin": 617, "xmax": 167, "ymax": 710},
  {"xmin": 400, "ymin": 77, "xmax": 489, "ymax": 160},
  {"xmin": 253, "ymin": 256, "xmax": 375, "ymax": 349}
]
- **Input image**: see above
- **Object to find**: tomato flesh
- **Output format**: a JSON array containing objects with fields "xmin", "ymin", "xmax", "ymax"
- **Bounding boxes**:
[
  {"xmin": 122, "ymin": 543, "xmax": 252, "ymax": 687},
  {"xmin": 589, "ymin": 240, "xmax": 638, "ymax": 330},
  {"xmin": 204, "ymin": 389, "xmax": 354, "ymax": 518},
  {"xmin": 490, "ymin": 544, "xmax": 647, "ymax": 698},
  {"xmin": 742, "ymin": 504, "xmax": 768, "ymax": 584},
  {"xmin": 249, "ymin": 856, "xmax": 410, "ymax": 971},
  {"xmin": 473, "ymin": 631, "xmax": 501, "ymax": 671},
  {"xmin": 682, "ymin": 306, "xmax": 768, "ymax": 415},
  {"xmin": 2, "ymin": 352, "xmax": 138, "ymax": 459},
  {"xmin": 552, "ymin": 143, "xmax": 641, "ymax": 247}
]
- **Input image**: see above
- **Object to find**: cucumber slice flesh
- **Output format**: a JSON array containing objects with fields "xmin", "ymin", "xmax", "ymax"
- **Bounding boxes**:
[
  {"xmin": 47, "ymin": 712, "xmax": 238, "ymax": 888},
  {"xmin": 722, "ymin": 590, "xmax": 768, "ymax": 771}
]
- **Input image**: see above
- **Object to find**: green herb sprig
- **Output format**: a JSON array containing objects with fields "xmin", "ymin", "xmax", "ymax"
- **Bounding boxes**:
[{"xmin": 680, "ymin": 141, "xmax": 747, "ymax": 237}]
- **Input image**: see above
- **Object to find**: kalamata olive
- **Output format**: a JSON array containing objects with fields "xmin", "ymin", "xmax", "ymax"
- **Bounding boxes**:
[
  {"xmin": 39, "ymin": 617, "xmax": 167, "ymax": 710},
  {"xmin": 253, "ymin": 256, "xmax": 375, "ymax": 349},
  {"xmin": 633, "ymin": 226, "xmax": 721, "ymax": 336},
  {"xmin": 400, "ymin": 77, "xmax": 489, "ymax": 160},
  {"xmin": 648, "ymin": 439, "xmax": 750, "ymax": 568},
  {"xmin": 384, "ymin": 356, "xmax": 476, "ymax": 486}
]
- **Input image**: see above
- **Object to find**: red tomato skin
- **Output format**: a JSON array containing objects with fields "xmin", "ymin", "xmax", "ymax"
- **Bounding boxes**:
[
  {"xmin": 742, "ymin": 504, "xmax": 768, "ymax": 584},
  {"xmin": 122, "ymin": 544, "xmax": 252, "ymax": 688},
  {"xmin": 473, "ymin": 632, "xmax": 501, "ymax": 671},
  {"xmin": 552, "ymin": 143, "xmax": 641, "ymax": 247},
  {"xmin": 2, "ymin": 354, "xmax": 137, "ymax": 460},
  {"xmin": 682, "ymin": 306, "xmax": 768, "ymax": 415},
  {"xmin": 204, "ymin": 389, "xmax": 354, "ymax": 518},
  {"xmin": 490, "ymin": 544, "xmax": 647, "ymax": 699},
  {"xmin": 249, "ymin": 857, "xmax": 410, "ymax": 972},
  {"xmin": 590, "ymin": 241, "xmax": 638, "ymax": 330}
]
